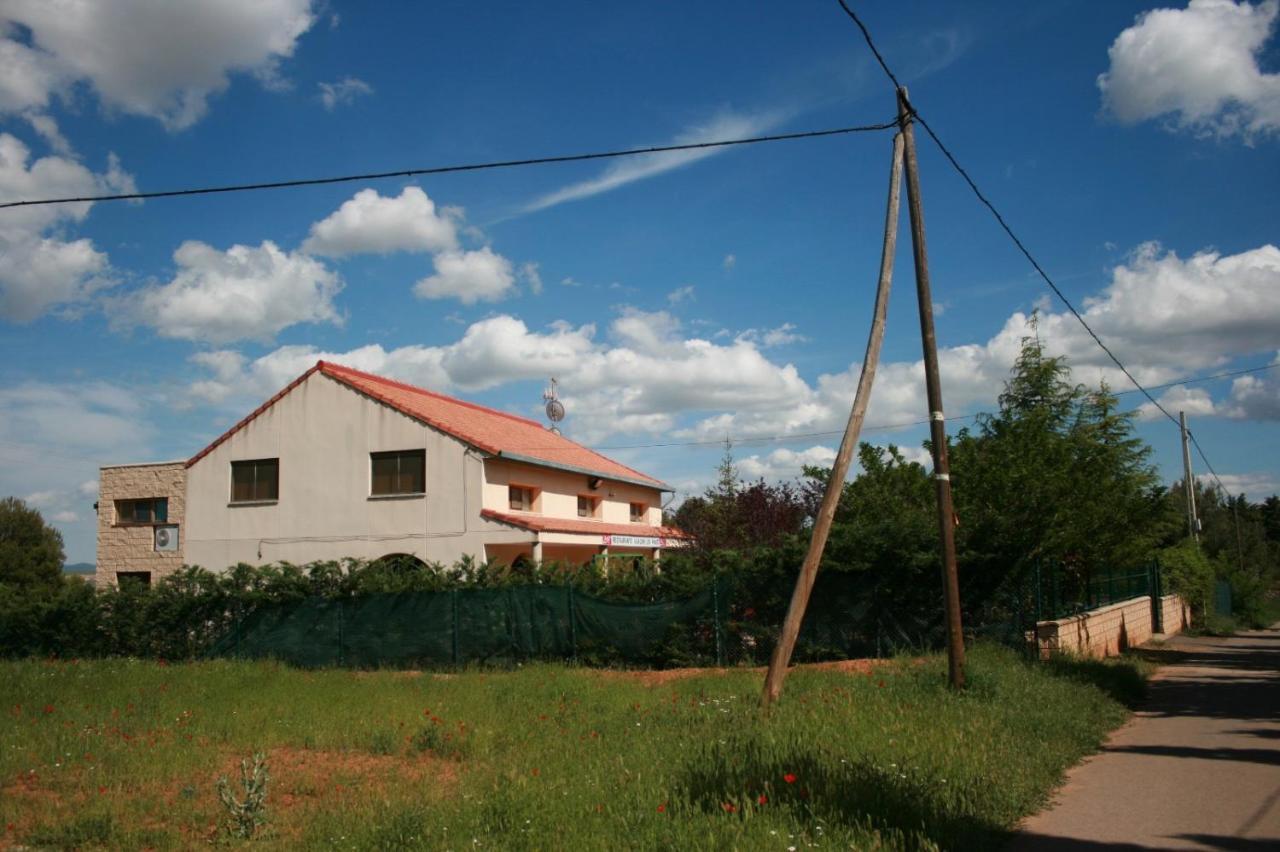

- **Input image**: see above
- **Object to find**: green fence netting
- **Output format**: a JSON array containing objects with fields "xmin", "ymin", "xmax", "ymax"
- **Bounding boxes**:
[{"xmin": 207, "ymin": 573, "xmax": 940, "ymax": 670}]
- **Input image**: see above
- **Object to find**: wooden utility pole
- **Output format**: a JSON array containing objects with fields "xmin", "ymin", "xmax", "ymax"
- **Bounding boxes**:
[
  {"xmin": 760, "ymin": 131, "xmax": 904, "ymax": 709},
  {"xmin": 1179, "ymin": 411, "xmax": 1199, "ymax": 542},
  {"xmin": 898, "ymin": 87, "xmax": 965, "ymax": 690}
]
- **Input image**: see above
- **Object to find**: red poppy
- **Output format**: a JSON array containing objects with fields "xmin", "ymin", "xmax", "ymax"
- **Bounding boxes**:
[
  {"xmin": 98, "ymin": 786, "xmax": 107, "ymax": 795},
  {"xmin": 531, "ymin": 768, "xmax": 540, "ymax": 777},
  {"xmin": 721, "ymin": 802, "xmax": 737, "ymax": 813},
  {"xmin": 878, "ymin": 680, "xmax": 886, "ymax": 688},
  {"xmin": 783, "ymin": 773, "xmax": 797, "ymax": 784},
  {"xmin": 42, "ymin": 704, "xmax": 54, "ymax": 715},
  {"xmin": 656, "ymin": 804, "xmax": 666, "ymax": 813},
  {"xmin": 757, "ymin": 794, "xmax": 768, "ymax": 805}
]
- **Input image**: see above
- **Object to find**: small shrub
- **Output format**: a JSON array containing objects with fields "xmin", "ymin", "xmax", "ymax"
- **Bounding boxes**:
[
  {"xmin": 410, "ymin": 722, "xmax": 469, "ymax": 759},
  {"xmin": 216, "ymin": 752, "xmax": 270, "ymax": 839}
]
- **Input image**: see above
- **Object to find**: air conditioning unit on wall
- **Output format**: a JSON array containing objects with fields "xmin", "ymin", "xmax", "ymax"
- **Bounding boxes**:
[{"xmin": 154, "ymin": 525, "xmax": 179, "ymax": 552}]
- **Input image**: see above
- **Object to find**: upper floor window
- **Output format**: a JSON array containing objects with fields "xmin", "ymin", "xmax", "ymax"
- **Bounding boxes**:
[
  {"xmin": 231, "ymin": 458, "xmax": 279, "ymax": 503},
  {"xmin": 371, "ymin": 450, "xmax": 425, "ymax": 496},
  {"xmin": 577, "ymin": 495, "xmax": 599, "ymax": 518},
  {"xmin": 509, "ymin": 485, "xmax": 538, "ymax": 512},
  {"xmin": 115, "ymin": 497, "xmax": 167, "ymax": 525},
  {"xmin": 630, "ymin": 502, "xmax": 647, "ymax": 523}
]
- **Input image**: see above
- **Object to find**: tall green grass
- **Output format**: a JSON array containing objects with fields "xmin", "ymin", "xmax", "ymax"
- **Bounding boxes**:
[{"xmin": 0, "ymin": 645, "xmax": 1144, "ymax": 850}]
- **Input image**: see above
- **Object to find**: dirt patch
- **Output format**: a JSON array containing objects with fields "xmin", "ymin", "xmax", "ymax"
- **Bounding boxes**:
[
  {"xmin": 599, "ymin": 656, "xmax": 898, "ymax": 687},
  {"xmin": 205, "ymin": 745, "xmax": 460, "ymax": 802}
]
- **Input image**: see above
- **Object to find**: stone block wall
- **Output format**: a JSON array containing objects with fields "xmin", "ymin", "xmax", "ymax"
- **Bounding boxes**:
[
  {"xmin": 95, "ymin": 461, "xmax": 187, "ymax": 586},
  {"xmin": 1160, "ymin": 594, "xmax": 1191, "ymax": 634},
  {"xmin": 1034, "ymin": 593, "xmax": 1190, "ymax": 659}
]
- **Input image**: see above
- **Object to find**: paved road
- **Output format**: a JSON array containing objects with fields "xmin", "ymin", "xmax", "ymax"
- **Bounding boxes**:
[{"xmin": 1011, "ymin": 626, "xmax": 1280, "ymax": 851}]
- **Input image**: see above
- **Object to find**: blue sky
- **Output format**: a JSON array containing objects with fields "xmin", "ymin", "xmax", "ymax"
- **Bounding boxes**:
[{"xmin": 1, "ymin": 0, "xmax": 1278, "ymax": 564}]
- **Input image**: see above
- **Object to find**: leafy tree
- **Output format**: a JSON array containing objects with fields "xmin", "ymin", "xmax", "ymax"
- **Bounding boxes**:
[
  {"xmin": 948, "ymin": 332, "xmax": 1168, "ymax": 617},
  {"xmin": 670, "ymin": 440, "xmax": 810, "ymax": 554},
  {"xmin": 0, "ymin": 497, "xmax": 65, "ymax": 589}
]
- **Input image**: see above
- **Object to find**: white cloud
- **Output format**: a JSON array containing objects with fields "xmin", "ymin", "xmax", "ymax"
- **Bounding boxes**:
[
  {"xmin": 113, "ymin": 240, "xmax": 342, "ymax": 344},
  {"xmin": 414, "ymin": 247, "xmax": 515, "ymax": 304},
  {"xmin": 1138, "ymin": 385, "xmax": 1219, "ymax": 420},
  {"xmin": 738, "ymin": 445, "xmax": 836, "ymax": 481},
  {"xmin": 1196, "ymin": 471, "xmax": 1279, "ymax": 500},
  {"xmin": 317, "ymin": 76, "xmax": 372, "ymax": 110},
  {"xmin": 0, "ymin": 379, "xmax": 154, "ymax": 562},
  {"xmin": 188, "ymin": 240, "xmax": 1280, "ymax": 451},
  {"xmin": 1223, "ymin": 356, "xmax": 1280, "ymax": 419},
  {"xmin": 518, "ymin": 261, "xmax": 543, "ymax": 295},
  {"xmin": 0, "ymin": 0, "xmax": 317, "ymax": 130},
  {"xmin": 303, "ymin": 187, "xmax": 458, "ymax": 256},
  {"xmin": 0, "ymin": 133, "xmax": 129, "ymax": 321},
  {"xmin": 723, "ymin": 253, "xmax": 736, "ymax": 271},
  {"xmin": 1099, "ymin": 0, "xmax": 1280, "ymax": 139},
  {"xmin": 667, "ymin": 285, "xmax": 695, "ymax": 304},
  {"xmin": 738, "ymin": 323, "xmax": 807, "ymax": 348},
  {"xmin": 522, "ymin": 108, "xmax": 782, "ymax": 213},
  {"xmin": 50, "ymin": 510, "xmax": 77, "ymax": 523}
]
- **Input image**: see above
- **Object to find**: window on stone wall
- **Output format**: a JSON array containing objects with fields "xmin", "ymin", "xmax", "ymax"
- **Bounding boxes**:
[
  {"xmin": 370, "ymin": 450, "xmax": 426, "ymax": 496},
  {"xmin": 231, "ymin": 458, "xmax": 279, "ymax": 503},
  {"xmin": 115, "ymin": 497, "xmax": 168, "ymax": 525},
  {"xmin": 117, "ymin": 571, "xmax": 151, "ymax": 588}
]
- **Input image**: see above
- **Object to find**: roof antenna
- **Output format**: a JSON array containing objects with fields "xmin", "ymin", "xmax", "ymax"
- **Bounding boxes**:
[{"xmin": 543, "ymin": 377, "xmax": 565, "ymax": 435}]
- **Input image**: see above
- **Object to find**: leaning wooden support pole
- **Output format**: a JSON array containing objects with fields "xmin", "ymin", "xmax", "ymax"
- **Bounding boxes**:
[
  {"xmin": 760, "ymin": 131, "xmax": 904, "ymax": 709},
  {"xmin": 898, "ymin": 86, "xmax": 966, "ymax": 690}
]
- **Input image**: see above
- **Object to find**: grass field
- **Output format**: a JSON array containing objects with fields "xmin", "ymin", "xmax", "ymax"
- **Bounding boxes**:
[{"xmin": 0, "ymin": 645, "xmax": 1146, "ymax": 850}]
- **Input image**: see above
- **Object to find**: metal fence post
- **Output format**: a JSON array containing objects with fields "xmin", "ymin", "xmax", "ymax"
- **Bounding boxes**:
[
  {"xmin": 712, "ymin": 576, "xmax": 724, "ymax": 667},
  {"xmin": 455, "ymin": 588, "xmax": 465, "ymax": 665},
  {"xmin": 1034, "ymin": 562, "xmax": 1043, "ymax": 623},
  {"xmin": 567, "ymin": 583, "xmax": 577, "ymax": 663},
  {"xmin": 337, "ymin": 598, "xmax": 345, "ymax": 667}
]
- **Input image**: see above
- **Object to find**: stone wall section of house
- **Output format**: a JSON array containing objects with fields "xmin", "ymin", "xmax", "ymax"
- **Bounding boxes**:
[
  {"xmin": 1034, "ymin": 593, "xmax": 1190, "ymax": 659},
  {"xmin": 95, "ymin": 461, "xmax": 187, "ymax": 585}
]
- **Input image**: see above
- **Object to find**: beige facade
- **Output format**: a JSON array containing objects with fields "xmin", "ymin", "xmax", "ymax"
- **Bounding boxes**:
[
  {"xmin": 97, "ymin": 368, "xmax": 677, "ymax": 577},
  {"xmin": 95, "ymin": 461, "xmax": 187, "ymax": 586}
]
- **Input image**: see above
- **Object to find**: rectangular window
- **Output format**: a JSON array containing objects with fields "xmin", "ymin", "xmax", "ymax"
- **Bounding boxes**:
[
  {"xmin": 231, "ymin": 458, "xmax": 279, "ymax": 503},
  {"xmin": 115, "ymin": 498, "xmax": 167, "ymax": 525},
  {"xmin": 117, "ymin": 571, "xmax": 151, "ymax": 589},
  {"xmin": 370, "ymin": 449, "xmax": 425, "ymax": 496},
  {"xmin": 577, "ymin": 495, "xmax": 598, "ymax": 518},
  {"xmin": 509, "ymin": 485, "xmax": 536, "ymax": 512},
  {"xmin": 630, "ymin": 502, "xmax": 647, "ymax": 523}
]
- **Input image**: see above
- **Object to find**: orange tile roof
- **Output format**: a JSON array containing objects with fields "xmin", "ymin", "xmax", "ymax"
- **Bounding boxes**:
[
  {"xmin": 189, "ymin": 360, "xmax": 669, "ymax": 490},
  {"xmin": 480, "ymin": 509, "xmax": 689, "ymax": 540}
]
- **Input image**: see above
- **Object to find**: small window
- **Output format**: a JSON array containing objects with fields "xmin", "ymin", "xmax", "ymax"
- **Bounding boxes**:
[
  {"xmin": 115, "ymin": 498, "xmax": 167, "ymax": 525},
  {"xmin": 371, "ymin": 450, "xmax": 425, "ymax": 496},
  {"xmin": 577, "ymin": 495, "xmax": 598, "ymax": 518},
  {"xmin": 509, "ymin": 485, "xmax": 537, "ymax": 512},
  {"xmin": 630, "ymin": 502, "xmax": 647, "ymax": 523},
  {"xmin": 231, "ymin": 458, "xmax": 279, "ymax": 503},
  {"xmin": 117, "ymin": 571, "xmax": 151, "ymax": 589}
]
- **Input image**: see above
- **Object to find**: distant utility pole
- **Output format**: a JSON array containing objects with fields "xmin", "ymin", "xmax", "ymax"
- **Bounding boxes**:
[
  {"xmin": 899, "ymin": 86, "xmax": 965, "ymax": 690},
  {"xmin": 1180, "ymin": 410, "xmax": 1199, "ymax": 542}
]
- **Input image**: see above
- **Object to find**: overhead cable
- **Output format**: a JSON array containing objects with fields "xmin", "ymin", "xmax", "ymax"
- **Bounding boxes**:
[{"xmin": 0, "ymin": 120, "xmax": 898, "ymax": 210}]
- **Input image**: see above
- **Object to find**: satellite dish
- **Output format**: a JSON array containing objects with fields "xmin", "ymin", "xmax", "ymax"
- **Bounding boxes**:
[{"xmin": 542, "ymin": 377, "xmax": 565, "ymax": 424}]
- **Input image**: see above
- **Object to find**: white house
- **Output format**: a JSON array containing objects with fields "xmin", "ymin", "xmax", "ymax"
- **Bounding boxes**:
[{"xmin": 95, "ymin": 361, "xmax": 686, "ymax": 587}]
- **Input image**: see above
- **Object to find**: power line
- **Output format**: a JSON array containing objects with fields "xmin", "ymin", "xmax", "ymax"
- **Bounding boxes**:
[
  {"xmin": 833, "ymin": 1, "xmax": 1180, "ymax": 428},
  {"xmin": 0, "ymin": 120, "xmax": 898, "ymax": 210}
]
